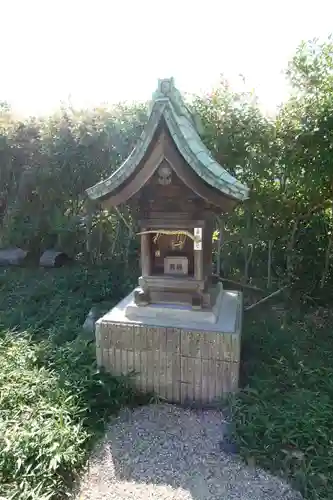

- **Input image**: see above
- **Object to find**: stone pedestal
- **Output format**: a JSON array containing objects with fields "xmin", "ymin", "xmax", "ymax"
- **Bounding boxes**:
[{"xmin": 95, "ymin": 287, "xmax": 243, "ymax": 405}]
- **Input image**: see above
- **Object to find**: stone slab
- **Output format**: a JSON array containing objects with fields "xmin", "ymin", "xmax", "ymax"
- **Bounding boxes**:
[
  {"xmin": 0, "ymin": 247, "xmax": 28, "ymax": 266},
  {"xmin": 125, "ymin": 283, "xmax": 224, "ymax": 324},
  {"xmin": 98, "ymin": 287, "xmax": 241, "ymax": 333}
]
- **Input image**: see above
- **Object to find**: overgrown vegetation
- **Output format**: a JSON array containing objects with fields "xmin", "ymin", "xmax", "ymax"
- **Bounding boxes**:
[
  {"xmin": 232, "ymin": 306, "xmax": 333, "ymax": 499},
  {"xmin": 0, "ymin": 267, "xmax": 147, "ymax": 500},
  {"xmin": 1, "ymin": 36, "xmax": 333, "ymax": 500}
]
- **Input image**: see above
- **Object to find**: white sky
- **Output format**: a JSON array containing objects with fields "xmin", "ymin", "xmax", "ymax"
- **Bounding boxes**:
[{"xmin": 1, "ymin": 0, "xmax": 333, "ymax": 117}]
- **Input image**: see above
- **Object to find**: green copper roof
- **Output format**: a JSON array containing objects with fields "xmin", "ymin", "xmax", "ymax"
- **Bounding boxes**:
[{"xmin": 86, "ymin": 78, "xmax": 249, "ymax": 202}]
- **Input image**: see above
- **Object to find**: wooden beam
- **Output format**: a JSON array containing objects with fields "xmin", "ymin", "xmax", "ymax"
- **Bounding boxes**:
[
  {"xmin": 138, "ymin": 218, "xmax": 206, "ymax": 228},
  {"xmin": 219, "ymin": 277, "xmax": 265, "ymax": 293},
  {"xmin": 140, "ymin": 229, "xmax": 152, "ymax": 277}
]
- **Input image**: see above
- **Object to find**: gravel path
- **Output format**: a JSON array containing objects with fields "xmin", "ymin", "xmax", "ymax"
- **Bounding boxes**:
[{"xmin": 75, "ymin": 404, "xmax": 302, "ymax": 500}]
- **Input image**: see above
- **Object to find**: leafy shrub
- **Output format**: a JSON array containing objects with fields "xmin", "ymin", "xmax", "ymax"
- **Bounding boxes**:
[
  {"xmin": 0, "ymin": 267, "xmax": 143, "ymax": 499},
  {"xmin": 0, "ymin": 333, "xmax": 88, "ymax": 499},
  {"xmin": 232, "ymin": 309, "xmax": 333, "ymax": 499}
]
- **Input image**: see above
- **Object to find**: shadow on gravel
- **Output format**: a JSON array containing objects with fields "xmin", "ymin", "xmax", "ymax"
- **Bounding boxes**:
[{"xmin": 76, "ymin": 404, "xmax": 302, "ymax": 500}]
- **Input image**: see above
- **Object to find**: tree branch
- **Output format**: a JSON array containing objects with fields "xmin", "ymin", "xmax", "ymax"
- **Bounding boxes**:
[{"xmin": 245, "ymin": 285, "xmax": 289, "ymax": 311}]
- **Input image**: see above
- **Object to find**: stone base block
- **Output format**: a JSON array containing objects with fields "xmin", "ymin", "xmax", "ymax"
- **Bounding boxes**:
[{"xmin": 95, "ymin": 290, "xmax": 243, "ymax": 405}]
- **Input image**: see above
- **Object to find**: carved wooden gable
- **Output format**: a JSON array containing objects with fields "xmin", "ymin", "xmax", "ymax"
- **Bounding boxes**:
[{"xmin": 138, "ymin": 159, "xmax": 205, "ymax": 216}]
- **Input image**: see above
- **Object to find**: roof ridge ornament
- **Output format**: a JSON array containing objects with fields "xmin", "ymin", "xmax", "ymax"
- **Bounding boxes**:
[
  {"xmin": 151, "ymin": 77, "xmax": 203, "ymax": 135},
  {"xmin": 159, "ymin": 78, "xmax": 174, "ymax": 96}
]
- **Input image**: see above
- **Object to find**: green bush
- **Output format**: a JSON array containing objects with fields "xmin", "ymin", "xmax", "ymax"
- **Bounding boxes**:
[
  {"xmin": 0, "ymin": 267, "xmax": 143, "ymax": 499},
  {"xmin": 0, "ymin": 333, "xmax": 88, "ymax": 499},
  {"xmin": 232, "ymin": 309, "xmax": 333, "ymax": 499}
]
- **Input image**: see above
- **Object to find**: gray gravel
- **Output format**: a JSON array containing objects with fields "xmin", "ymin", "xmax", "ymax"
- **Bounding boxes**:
[{"xmin": 75, "ymin": 404, "xmax": 303, "ymax": 500}]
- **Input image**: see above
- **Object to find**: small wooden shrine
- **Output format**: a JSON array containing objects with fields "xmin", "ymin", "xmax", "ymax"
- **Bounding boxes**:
[
  {"xmin": 87, "ymin": 78, "xmax": 248, "ymax": 311},
  {"xmin": 87, "ymin": 78, "xmax": 249, "ymax": 405}
]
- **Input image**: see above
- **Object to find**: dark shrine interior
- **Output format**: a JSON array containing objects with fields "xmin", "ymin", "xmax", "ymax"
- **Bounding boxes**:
[{"xmin": 150, "ymin": 232, "xmax": 194, "ymax": 276}]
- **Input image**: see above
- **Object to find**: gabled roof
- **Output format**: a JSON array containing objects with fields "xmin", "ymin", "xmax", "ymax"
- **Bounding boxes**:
[{"xmin": 86, "ymin": 78, "xmax": 249, "ymax": 204}]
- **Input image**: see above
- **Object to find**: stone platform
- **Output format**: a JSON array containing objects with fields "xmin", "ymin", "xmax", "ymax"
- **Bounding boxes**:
[{"xmin": 95, "ymin": 287, "xmax": 243, "ymax": 405}]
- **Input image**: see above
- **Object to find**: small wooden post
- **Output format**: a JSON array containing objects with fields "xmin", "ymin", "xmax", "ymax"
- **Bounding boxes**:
[
  {"xmin": 141, "ymin": 230, "xmax": 152, "ymax": 276},
  {"xmin": 194, "ymin": 227, "xmax": 203, "ymax": 281},
  {"xmin": 216, "ymin": 216, "xmax": 224, "ymax": 276}
]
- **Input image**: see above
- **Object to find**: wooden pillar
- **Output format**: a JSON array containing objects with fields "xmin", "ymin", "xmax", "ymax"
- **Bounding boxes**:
[
  {"xmin": 203, "ymin": 218, "xmax": 213, "ymax": 278},
  {"xmin": 216, "ymin": 216, "xmax": 223, "ymax": 276},
  {"xmin": 141, "ymin": 231, "xmax": 152, "ymax": 276},
  {"xmin": 194, "ymin": 227, "xmax": 204, "ymax": 281},
  {"xmin": 194, "ymin": 248, "xmax": 204, "ymax": 281}
]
